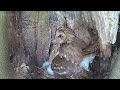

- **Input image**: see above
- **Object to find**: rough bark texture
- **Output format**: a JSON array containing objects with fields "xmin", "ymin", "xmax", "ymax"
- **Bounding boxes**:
[
  {"xmin": 8, "ymin": 11, "xmax": 49, "ymax": 78},
  {"xmin": 20, "ymin": 11, "xmax": 49, "ymax": 66},
  {"xmin": 91, "ymin": 11, "xmax": 119, "ymax": 58},
  {"xmin": 0, "ymin": 11, "xmax": 14, "ymax": 79}
]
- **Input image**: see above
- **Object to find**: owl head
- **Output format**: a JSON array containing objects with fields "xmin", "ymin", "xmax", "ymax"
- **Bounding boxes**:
[{"xmin": 52, "ymin": 27, "xmax": 76, "ymax": 44}]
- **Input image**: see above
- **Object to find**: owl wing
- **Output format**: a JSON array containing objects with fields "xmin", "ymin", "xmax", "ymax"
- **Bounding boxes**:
[
  {"xmin": 49, "ymin": 44, "xmax": 60, "ymax": 63},
  {"xmin": 60, "ymin": 44, "xmax": 83, "ymax": 65}
]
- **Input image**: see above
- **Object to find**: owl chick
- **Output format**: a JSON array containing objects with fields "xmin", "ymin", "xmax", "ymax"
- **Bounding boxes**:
[
  {"xmin": 42, "ymin": 61, "xmax": 54, "ymax": 75},
  {"xmin": 44, "ymin": 26, "xmax": 98, "ymax": 76},
  {"xmin": 80, "ymin": 54, "xmax": 96, "ymax": 71}
]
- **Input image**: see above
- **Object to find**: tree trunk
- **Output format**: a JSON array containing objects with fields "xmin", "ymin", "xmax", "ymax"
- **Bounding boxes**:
[
  {"xmin": 8, "ymin": 11, "xmax": 120, "ymax": 79},
  {"xmin": 20, "ymin": 11, "xmax": 49, "ymax": 66},
  {"xmin": 0, "ymin": 11, "xmax": 14, "ymax": 79},
  {"xmin": 8, "ymin": 11, "xmax": 49, "ymax": 78}
]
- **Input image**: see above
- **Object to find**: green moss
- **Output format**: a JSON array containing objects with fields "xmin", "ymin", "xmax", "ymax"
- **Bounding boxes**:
[
  {"xmin": 56, "ymin": 11, "xmax": 65, "ymax": 23},
  {"xmin": 38, "ymin": 11, "xmax": 49, "ymax": 45},
  {"xmin": 0, "ymin": 11, "xmax": 14, "ymax": 79}
]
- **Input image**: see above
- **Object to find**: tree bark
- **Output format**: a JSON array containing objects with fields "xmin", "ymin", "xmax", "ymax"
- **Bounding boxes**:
[
  {"xmin": 0, "ymin": 11, "xmax": 14, "ymax": 79},
  {"xmin": 20, "ymin": 11, "xmax": 49, "ymax": 66},
  {"xmin": 8, "ymin": 11, "xmax": 49, "ymax": 78}
]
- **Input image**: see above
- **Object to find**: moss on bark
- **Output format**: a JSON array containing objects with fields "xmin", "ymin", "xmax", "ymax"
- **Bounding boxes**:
[{"xmin": 0, "ymin": 11, "xmax": 14, "ymax": 79}]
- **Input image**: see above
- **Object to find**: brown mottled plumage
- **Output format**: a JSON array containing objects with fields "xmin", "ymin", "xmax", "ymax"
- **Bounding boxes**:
[{"xmin": 49, "ymin": 26, "xmax": 99, "ymax": 78}]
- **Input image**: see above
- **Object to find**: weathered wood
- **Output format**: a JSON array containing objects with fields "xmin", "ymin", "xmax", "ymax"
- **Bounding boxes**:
[
  {"xmin": 18, "ymin": 11, "xmax": 49, "ymax": 65},
  {"xmin": 0, "ymin": 11, "xmax": 14, "ymax": 79},
  {"xmin": 7, "ymin": 11, "xmax": 21, "ymax": 57},
  {"xmin": 7, "ymin": 11, "xmax": 49, "ymax": 78},
  {"xmin": 90, "ymin": 11, "xmax": 119, "ymax": 58}
]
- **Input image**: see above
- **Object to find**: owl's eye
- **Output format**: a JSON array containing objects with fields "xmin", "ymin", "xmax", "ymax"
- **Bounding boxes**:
[{"xmin": 58, "ymin": 35, "xmax": 63, "ymax": 38}]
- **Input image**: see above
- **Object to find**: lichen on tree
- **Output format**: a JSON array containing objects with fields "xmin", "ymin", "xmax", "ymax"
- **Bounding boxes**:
[{"xmin": 0, "ymin": 11, "xmax": 14, "ymax": 79}]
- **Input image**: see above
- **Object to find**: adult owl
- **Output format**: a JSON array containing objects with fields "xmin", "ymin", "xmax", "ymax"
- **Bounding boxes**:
[{"xmin": 43, "ymin": 25, "xmax": 99, "ymax": 78}]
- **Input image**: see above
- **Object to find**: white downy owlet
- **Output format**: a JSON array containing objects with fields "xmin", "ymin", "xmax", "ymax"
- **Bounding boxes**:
[{"xmin": 80, "ymin": 55, "xmax": 95, "ymax": 71}]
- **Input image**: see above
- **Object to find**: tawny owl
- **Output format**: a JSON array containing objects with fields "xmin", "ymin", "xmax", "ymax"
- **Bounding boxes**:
[{"xmin": 42, "ymin": 26, "xmax": 99, "ymax": 77}]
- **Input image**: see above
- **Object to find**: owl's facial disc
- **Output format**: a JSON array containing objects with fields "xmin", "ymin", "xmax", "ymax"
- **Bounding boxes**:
[
  {"xmin": 52, "ymin": 31, "xmax": 66, "ymax": 44},
  {"xmin": 56, "ymin": 31, "xmax": 65, "ymax": 38}
]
